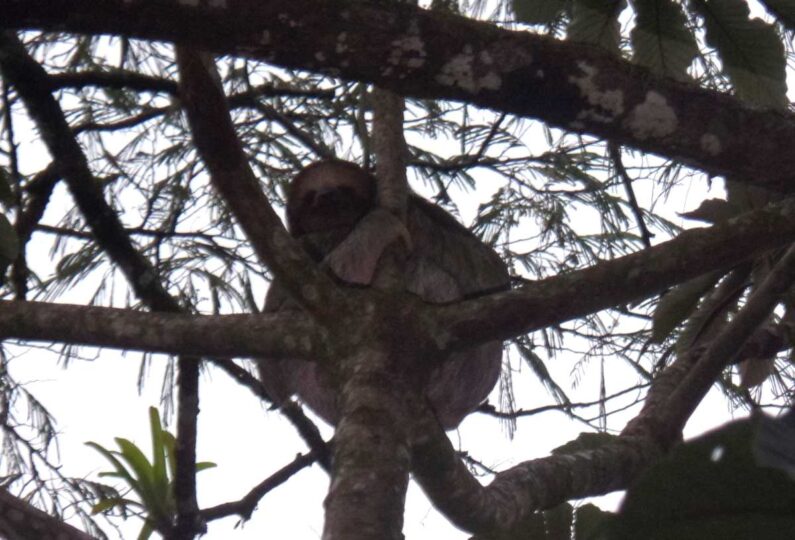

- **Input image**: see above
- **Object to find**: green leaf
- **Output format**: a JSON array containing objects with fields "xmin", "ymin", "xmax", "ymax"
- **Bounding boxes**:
[
  {"xmin": 651, "ymin": 271, "xmax": 723, "ymax": 343},
  {"xmin": 568, "ymin": 0, "xmax": 627, "ymax": 53},
  {"xmin": 513, "ymin": 0, "xmax": 567, "ymax": 24},
  {"xmin": 692, "ymin": 0, "xmax": 788, "ymax": 109},
  {"xmin": 137, "ymin": 520, "xmax": 155, "ymax": 540},
  {"xmin": 86, "ymin": 441, "xmax": 137, "ymax": 486},
  {"xmin": 163, "ymin": 431, "xmax": 178, "ymax": 482},
  {"xmin": 630, "ymin": 0, "xmax": 698, "ymax": 79},
  {"xmin": 604, "ymin": 417, "xmax": 795, "ymax": 540},
  {"xmin": 0, "ymin": 212, "xmax": 19, "ymax": 265},
  {"xmin": 114, "ymin": 437, "xmax": 162, "ymax": 510},
  {"xmin": 679, "ymin": 198, "xmax": 741, "ymax": 223},
  {"xmin": 91, "ymin": 497, "xmax": 127, "ymax": 514},
  {"xmin": 552, "ymin": 432, "xmax": 618, "ymax": 454},
  {"xmin": 753, "ymin": 410, "xmax": 795, "ymax": 479},
  {"xmin": 575, "ymin": 503, "xmax": 612, "ymax": 539},
  {"xmin": 148, "ymin": 408, "xmax": 168, "ymax": 488},
  {"xmin": 196, "ymin": 461, "xmax": 217, "ymax": 472}
]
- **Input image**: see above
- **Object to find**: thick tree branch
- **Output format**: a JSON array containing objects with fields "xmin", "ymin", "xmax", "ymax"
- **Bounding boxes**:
[
  {"xmin": 175, "ymin": 49, "xmax": 343, "ymax": 505},
  {"xmin": 420, "ymin": 249, "xmax": 795, "ymax": 534},
  {"xmin": 1, "ymin": 197, "xmax": 794, "ymax": 360},
  {"xmin": 0, "ymin": 488, "xmax": 97, "ymax": 540},
  {"xmin": 410, "ymin": 404, "xmax": 659, "ymax": 535},
  {"xmin": 0, "ymin": 300, "xmax": 322, "ymax": 359},
  {"xmin": 175, "ymin": 48, "xmax": 348, "ymax": 322},
  {"xmin": 2, "ymin": 0, "xmax": 795, "ymax": 191},
  {"xmin": 439, "ymin": 196, "xmax": 795, "ymax": 349},
  {"xmin": 319, "ymin": 89, "xmax": 413, "ymax": 539},
  {"xmin": 324, "ymin": 348, "xmax": 411, "ymax": 540}
]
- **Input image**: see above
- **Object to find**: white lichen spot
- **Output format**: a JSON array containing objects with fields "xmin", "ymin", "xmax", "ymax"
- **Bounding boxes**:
[
  {"xmin": 700, "ymin": 133, "xmax": 722, "ymax": 156},
  {"xmin": 436, "ymin": 48, "xmax": 501, "ymax": 93},
  {"xmin": 277, "ymin": 13, "xmax": 292, "ymax": 25},
  {"xmin": 479, "ymin": 51, "xmax": 493, "ymax": 65},
  {"xmin": 710, "ymin": 445, "xmax": 725, "ymax": 462},
  {"xmin": 437, "ymin": 51, "xmax": 475, "ymax": 91},
  {"xmin": 626, "ymin": 91, "xmax": 677, "ymax": 140},
  {"xmin": 479, "ymin": 72, "xmax": 501, "ymax": 90},
  {"xmin": 388, "ymin": 34, "xmax": 427, "ymax": 70},
  {"xmin": 536, "ymin": 69, "xmax": 544, "ymax": 78},
  {"xmin": 336, "ymin": 32, "xmax": 348, "ymax": 54},
  {"xmin": 568, "ymin": 61, "xmax": 624, "ymax": 123},
  {"xmin": 301, "ymin": 284, "xmax": 320, "ymax": 302},
  {"xmin": 209, "ymin": 0, "xmax": 227, "ymax": 8},
  {"xmin": 260, "ymin": 31, "xmax": 271, "ymax": 45},
  {"xmin": 315, "ymin": 51, "xmax": 327, "ymax": 62}
]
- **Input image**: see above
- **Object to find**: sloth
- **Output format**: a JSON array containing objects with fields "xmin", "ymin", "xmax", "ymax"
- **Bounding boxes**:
[{"xmin": 258, "ymin": 160, "xmax": 509, "ymax": 429}]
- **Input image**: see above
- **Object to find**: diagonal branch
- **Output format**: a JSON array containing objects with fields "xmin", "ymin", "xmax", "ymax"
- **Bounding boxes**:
[
  {"xmin": 0, "ymin": 488, "xmax": 97, "ymax": 540},
  {"xmin": 0, "ymin": 32, "xmax": 177, "ymax": 312},
  {"xmin": 415, "ymin": 245, "xmax": 795, "ymax": 536},
  {"xmin": 175, "ymin": 48, "xmax": 347, "ymax": 322},
  {"xmin": 201, "ymin": 451, "xmax": 317, "ymax": 522},
  {"xmin": 439, "ymin": 196, "xmax": 795, "ymax": 349},
  {"xmin": 174, "ymin": 48, "xmax": 340, "ymax": 489},
  {"xmin": 661, "ymin": 243, "xmax": 795, "ymax": 435},
  {"xmin": 410, "ymin": 402, "xmax": 659, "ymax": 535},
  {"xmin": 2, "ymin": 0, "xmax": 795, "ymax": 191}
]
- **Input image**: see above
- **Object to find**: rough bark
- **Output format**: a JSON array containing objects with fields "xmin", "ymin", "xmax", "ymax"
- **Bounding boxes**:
[
  {"xmin": 0, "ymin": 191, "xmax": 794, "ymax": 359},
  {"xmin": 0, "ymin": 488, "xmax": 97, "ymax": 540},
  {"xmin": 0, "ymin": 300, "xmax": 321, "ymax": 358},
  {"xmin": 2, "ymin": 0, "xmax": 795, "ymax": 191},
  {"xmin": 440, "ymin": 195, "xmax": 795, "ymax": 348}
]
